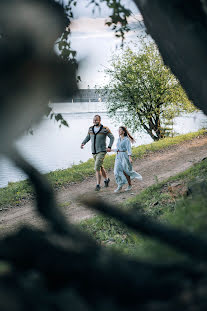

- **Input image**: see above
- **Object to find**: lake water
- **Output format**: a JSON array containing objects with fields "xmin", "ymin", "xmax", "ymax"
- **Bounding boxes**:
[{"xmin": 0, "ymin": 102, "xmax": 207, "ymax": 188}]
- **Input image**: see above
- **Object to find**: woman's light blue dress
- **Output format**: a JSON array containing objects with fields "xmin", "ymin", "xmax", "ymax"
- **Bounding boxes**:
[{"xmin": 114, "ymin": 137, "xmax": 142, "ymax": 186}]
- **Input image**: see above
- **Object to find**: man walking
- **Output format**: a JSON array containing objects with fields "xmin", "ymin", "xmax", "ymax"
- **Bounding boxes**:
[{"xmin": 81, "ymin": 115, "xmax": 114, "ymax": 191}]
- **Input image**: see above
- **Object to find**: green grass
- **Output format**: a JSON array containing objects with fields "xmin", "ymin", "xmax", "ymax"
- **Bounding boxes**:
[
  {"xmin": 0, "ymin": 129, "xmax": 206, "ymax": 208},
  {"xmin": 80, "ymin": 158, "xmax": 207, "ymax": 262}
]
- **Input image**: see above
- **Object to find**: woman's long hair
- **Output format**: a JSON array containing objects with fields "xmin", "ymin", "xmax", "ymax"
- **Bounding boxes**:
[{"xmin": 120, "ymin": 126, "xmax": 135, "ymax": 144}]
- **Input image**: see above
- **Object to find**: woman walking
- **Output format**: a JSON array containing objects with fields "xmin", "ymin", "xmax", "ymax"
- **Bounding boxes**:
[{"xmin": 113, "ymin": 126, "xmax": 142, "ymax": 193}]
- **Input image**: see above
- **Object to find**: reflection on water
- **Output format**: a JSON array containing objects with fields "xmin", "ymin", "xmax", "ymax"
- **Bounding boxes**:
[{"xmin": 0, "ymin": 102, "xmax": 207, "ymax": 188}]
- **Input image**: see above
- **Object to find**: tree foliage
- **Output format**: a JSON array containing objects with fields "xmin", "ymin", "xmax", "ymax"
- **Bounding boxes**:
[
  {"xmin": 57, "ymin": 0, "xmax": 132, "ymax": 65},
  {"xmin": 63, "ymin": 0, "xmax": 132, "ymax": 41},
  {"xmin": 53, "ymin": 0, "xmax": 132, "ymax": 127},
  {"xmin": 104, "ymin": 39, "xmax": 196, "ymax": 140}
]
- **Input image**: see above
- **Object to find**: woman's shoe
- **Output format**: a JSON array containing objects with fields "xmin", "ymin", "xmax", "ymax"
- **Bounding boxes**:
[
  {"xmin": 114, "ymin": 185, "xmax": 122, "ymax": 193},
  {"xmin": 125, "ymin": 185, "xmax": 132, "ymax": 191}
]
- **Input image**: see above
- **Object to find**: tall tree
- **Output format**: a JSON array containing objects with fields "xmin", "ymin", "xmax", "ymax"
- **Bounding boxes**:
[{"xmin": 104, "ymin": 40, "xmax": 196, "ymax": 140}]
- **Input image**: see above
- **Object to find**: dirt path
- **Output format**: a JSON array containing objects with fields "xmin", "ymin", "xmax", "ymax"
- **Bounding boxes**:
[{"xmin": 1, "ymin": 135, "xmax": 207, "ymax": 235}]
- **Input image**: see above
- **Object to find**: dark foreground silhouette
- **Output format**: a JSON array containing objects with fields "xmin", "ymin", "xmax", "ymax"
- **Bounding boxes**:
[{"xmin": 1, "ymin": 0, "xmax": 207, "ymax": 310}]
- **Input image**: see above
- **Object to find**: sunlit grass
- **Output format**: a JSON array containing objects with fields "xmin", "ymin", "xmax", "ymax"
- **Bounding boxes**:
[{"xmin": 80, "ymin": 158, "xmax": 207, "ymax": 262}]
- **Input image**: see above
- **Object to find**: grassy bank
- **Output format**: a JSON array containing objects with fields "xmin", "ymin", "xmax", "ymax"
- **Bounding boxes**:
[
  {"xmin": 0, "ymin": 129, "xmax": 206, "ymax": 209},
  {"xmin": 80, "ymin": 157, "xmax": 207, "ymax": 262}
]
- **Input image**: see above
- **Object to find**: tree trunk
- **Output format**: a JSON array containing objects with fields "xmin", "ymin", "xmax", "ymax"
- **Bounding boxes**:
[
  {"xmin": 154, "ymin": 114, "xmax": 165, "ymax": 140},
  {"xmin": 136, "ymin": 112, "xmax": 159, "ymax": 141}
]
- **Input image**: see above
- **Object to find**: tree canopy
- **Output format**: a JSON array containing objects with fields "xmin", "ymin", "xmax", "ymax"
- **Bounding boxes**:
[{"xmin": 104, "ymin": 39, "xmax": 196, "ymax": 140}]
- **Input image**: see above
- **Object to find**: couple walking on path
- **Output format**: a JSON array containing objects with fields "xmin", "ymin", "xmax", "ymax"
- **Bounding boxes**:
[{"xmin": 81, "ymin": 115, "xmax": 142, "ymax": 192}]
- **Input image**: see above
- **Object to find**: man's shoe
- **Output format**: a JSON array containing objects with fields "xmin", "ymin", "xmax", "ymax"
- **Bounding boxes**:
[
  {"xmin": 114, "ymin": 185, "xmax": 122, "ymax": 193},
  {"xmin": 104, "ymin": 178, "xmax": 110, "ymax": 187},
  {"xmin": 95, "ymin": 185, "xmax": 101, "ymax": 191}
]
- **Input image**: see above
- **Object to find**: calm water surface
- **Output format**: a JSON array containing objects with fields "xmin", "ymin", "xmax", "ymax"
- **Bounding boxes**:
[{"xmin": 0, "ymin": 102, "xmax": 206, "ymax": 188}]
